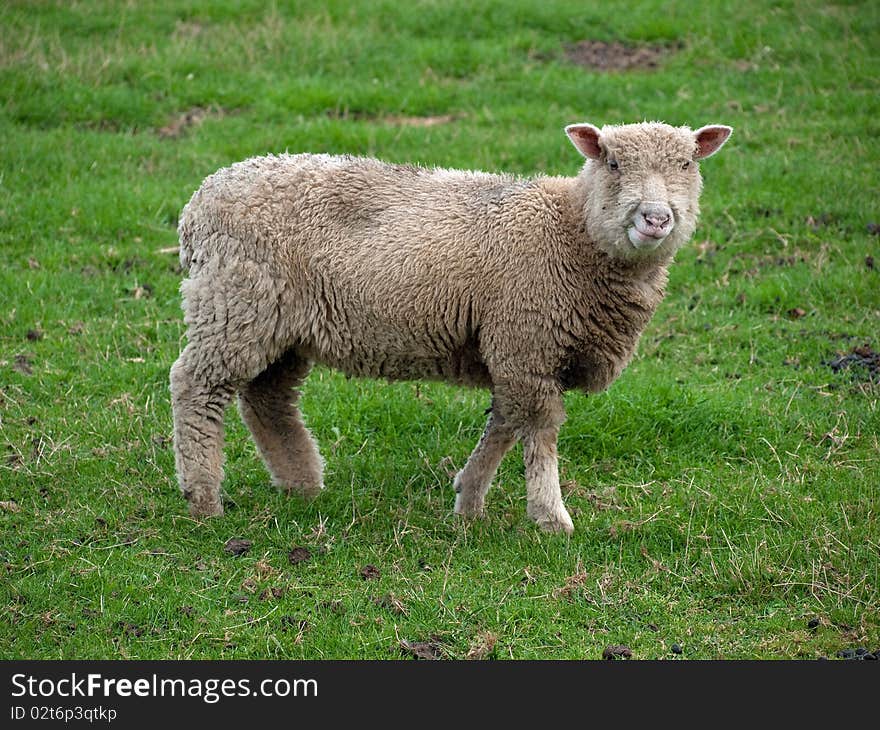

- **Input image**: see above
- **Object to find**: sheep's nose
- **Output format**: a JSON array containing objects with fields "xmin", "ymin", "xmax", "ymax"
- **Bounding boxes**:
[
  {"xmin": 644, "ymin": 210, "xmax": 670, "ymax": 228},
  {"xmin": 638, "ymin": 203, "xmax": 674, "ymax": 234}
]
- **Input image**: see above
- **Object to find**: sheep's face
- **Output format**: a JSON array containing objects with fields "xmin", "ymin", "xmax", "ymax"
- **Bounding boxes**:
[{"xmin": 566, "ymin": 122, "xmax": 731, "ymax": 261}]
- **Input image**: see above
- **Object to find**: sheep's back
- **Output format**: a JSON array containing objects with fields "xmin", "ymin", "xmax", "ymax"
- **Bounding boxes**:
[{"xmin": 177, "ymin": 154, "xmax": 544, "ymax": 384}]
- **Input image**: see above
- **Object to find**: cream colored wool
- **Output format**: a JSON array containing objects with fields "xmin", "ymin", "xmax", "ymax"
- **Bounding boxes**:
[{"xmin": 171, "ymin": 121, "xmax": 731, "ymax": 532}]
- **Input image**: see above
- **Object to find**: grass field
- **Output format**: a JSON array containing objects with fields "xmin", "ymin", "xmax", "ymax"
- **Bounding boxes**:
[{"xmin": 1, "ymin": 0, "xmax": 878, "ymax": 660}]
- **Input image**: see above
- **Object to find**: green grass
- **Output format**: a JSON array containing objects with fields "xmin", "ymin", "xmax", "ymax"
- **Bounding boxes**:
[{"xmin": 1, "ymin": 0, "xmax": 878, "ymax": 660}]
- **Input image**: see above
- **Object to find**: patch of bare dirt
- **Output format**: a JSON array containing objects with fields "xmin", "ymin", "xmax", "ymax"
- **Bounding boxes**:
[
  {"xmin": 400, "ymin": 637, "xmax": 443, "ymax": 660},
  {"xmin": 12, "ymin": 354, "xmax": 33, "ymax": 375},
  {"xmin": 384, "ymin": 114, "xmax": 458, "ymax": 127},
  {"xmin": 157, "ymin": 106, "xmax": 229, "ymax": 139},
  {"xmin": 360, "ymin": 564, "xmax": 380, "ymax": 580},
  {"xmin": 564, "ymin": 40, "xmax": 677, "ymax": 71},
  {"xmin": 288, "ymin": 546, "xmax": 312, "ymax": 565}
]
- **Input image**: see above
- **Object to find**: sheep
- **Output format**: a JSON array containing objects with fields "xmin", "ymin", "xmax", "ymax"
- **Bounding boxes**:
[{"xmin": 171, "ymin": 120, "xmax": 732, "ymax": 533}]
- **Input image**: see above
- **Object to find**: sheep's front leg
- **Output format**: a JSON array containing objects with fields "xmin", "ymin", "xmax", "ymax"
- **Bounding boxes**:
[
  {"xmin": 453, "ymin": 405, "xmax": 516, "ymax": 517},
  {"xmin": 522, "ymin": 424, "xmax": 573, "ymax": 535},
  {"xmin": 495, "ymin": 378, "xmax": 573, "ymax": 534}
]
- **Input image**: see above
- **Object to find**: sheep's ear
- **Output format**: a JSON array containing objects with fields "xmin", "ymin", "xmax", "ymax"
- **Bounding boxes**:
[
  {"xmin": 693, "ymin": 125, "xmax": 732, "ymax": 160},
  {"xmin": 565, "ymin": 123, "xmax": 603, "ymax": 160}
]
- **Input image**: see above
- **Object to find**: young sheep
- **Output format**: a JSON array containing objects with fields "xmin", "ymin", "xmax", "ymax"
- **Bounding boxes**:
[{"xmin": 171, "ymin": 121, "xmax": 731, "ymax": 533}]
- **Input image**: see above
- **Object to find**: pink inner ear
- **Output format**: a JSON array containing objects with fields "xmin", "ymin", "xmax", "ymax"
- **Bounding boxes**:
[
  {"xmin": 694, "ymin": 125, "xmax": 732, "ymax": 159},
  {"xmin": 565, "ymin": 124, "xmax": 603, "ymax": 160}
]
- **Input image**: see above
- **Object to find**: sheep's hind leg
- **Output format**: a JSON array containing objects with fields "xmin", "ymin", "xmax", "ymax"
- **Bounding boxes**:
[
  {"xmin": 171, "ymin": 252, "xmax": 291, "ymax": 517},
  {"xmin": 170, "ymin": 346, "xmax": 236, "ymax": 517},
  {"xmin": 453, "ymin": 404, "xmax": 516, "ymax": 518},
  {"xmin": 238, "ymin": 351, "xmax": 323, "ymax": 499}
]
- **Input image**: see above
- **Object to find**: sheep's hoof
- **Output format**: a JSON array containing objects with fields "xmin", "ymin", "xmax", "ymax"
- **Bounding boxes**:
[
  {"xmin": 453, "ymin": 494, "xmax": 486, "ymax": 519},
  {"xmin": 528, "ymin": 503, "xmax": 574, "ymax": 535},
  {"xmin": 453, "ymin": 477, "xmax": 486, "ymax": 517},
  {"xmin": 281, "ymin": 480, "xmax": 324, "ymax": 501}
]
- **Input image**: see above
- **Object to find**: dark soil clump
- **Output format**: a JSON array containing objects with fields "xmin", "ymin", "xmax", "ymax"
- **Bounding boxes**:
[
  {"xmin": 223, "ymin": 538, "xmax": 252, "ymax": 556},
  {"xmin": 400, "ymin": 637, "xmax": 443, "ymax": 660},
  {"xmin": 602, "ymin": 644, "xmax": 632, "ymax": 660},
  {"xmin": 12, "ymin": 354, "xmax": 33, "ymax": 375},
  {"xmin": 825, "ymin": 344, "xmax": 880, "ymax": 383},
  {"xmin": 288, "ymin": 546, "xmax": 312, "ymax": 565}
]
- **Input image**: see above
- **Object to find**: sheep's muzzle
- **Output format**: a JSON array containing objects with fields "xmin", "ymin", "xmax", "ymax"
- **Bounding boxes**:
[{"xmin": 627, "ymin": 201, "xmax": 675, "ymax": 249}]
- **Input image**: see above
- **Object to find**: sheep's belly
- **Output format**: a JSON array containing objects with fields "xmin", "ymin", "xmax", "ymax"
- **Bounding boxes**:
[{"xmin": 306, "ymin": 344, "xmax": 492, "ymax": 388}]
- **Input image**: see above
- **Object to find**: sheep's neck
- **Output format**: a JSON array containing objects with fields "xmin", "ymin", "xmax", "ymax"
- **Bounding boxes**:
[{"xmin": 550, "ymin": 174, "xmax": 673, "ymax": 391}]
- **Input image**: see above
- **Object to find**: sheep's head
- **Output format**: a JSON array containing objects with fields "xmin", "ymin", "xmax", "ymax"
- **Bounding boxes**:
[{"xmin": 566, "ymin": 121, "xmax": 731, "ymax": 261}]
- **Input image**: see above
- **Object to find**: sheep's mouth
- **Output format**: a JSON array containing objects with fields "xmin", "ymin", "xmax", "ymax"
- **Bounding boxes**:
[{"xmin": 626, "ymin": 225, "xmax": 667, "ymax": 250}]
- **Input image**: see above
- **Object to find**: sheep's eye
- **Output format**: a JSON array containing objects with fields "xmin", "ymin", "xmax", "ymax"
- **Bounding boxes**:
[
  {"xmin": 608, "ymin": 160, "xmax": 619, "ymax": 171},
  {"xmin": 682, "ymin": 160, "xmax": 691, "ymax": 170}
]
